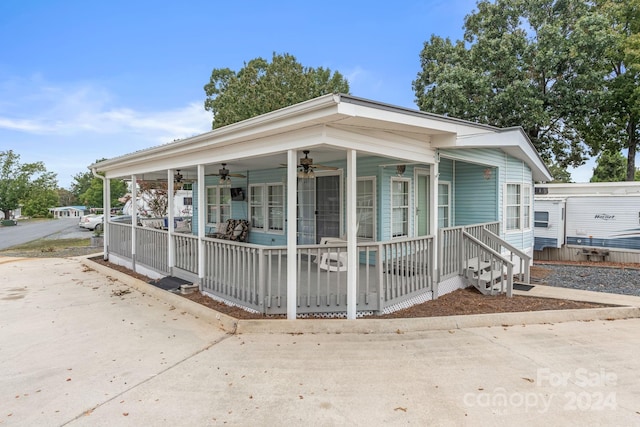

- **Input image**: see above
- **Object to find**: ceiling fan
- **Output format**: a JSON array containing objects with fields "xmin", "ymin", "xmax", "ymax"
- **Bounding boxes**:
[
  {"xmin": 208, "ymin": 163, "xmax": 246, "ymax": 184},
  {"xmin": 281, "ymin": 150, "xmax": 338, "ymax": 178}
]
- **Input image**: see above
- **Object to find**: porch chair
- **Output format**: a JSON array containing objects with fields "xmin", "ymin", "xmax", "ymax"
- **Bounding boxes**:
[{"xmin": 318, "ymin": 237, "xmax": 348, "ymax": 272}]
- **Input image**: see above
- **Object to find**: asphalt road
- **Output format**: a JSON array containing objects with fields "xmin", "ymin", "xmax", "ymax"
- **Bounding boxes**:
[{"xmin": 0, "ymin": 217, "xmax": 91, "ymax": 250}]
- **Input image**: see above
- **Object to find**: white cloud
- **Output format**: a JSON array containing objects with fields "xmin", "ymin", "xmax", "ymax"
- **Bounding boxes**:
[{"xmin": 0, "ymin": 76, "xmax": 211, "ymax": 141}]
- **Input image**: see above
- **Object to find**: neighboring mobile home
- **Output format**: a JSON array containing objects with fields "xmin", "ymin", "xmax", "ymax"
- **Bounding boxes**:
[
  {"xmin": 91, "ymin": 94, "xmax": 551, "ymax": 319},
  {"xmin": 534, "ymin": 182, "xmax": 640, "ymax": 263}
]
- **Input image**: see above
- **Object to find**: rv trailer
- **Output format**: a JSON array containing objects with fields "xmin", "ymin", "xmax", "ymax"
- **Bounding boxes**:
[{"xmin": 534, "ymin": 182, "xmax": 640, "ymax": 263}]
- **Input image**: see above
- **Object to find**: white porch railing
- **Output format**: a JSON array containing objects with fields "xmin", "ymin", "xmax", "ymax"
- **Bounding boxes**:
[
  {"xmin": 136, "ymin": 227, "xmax": 169, "ymax": 274},
  {"xmin": 108, "ymin": 222, "xmax": 132, "ymax": 258},
  {"xmin": 199, "ymin": 235, "xmax": 434, "ymax": 315},
  {"xmin": 202, "ymin": 238, "xmax": 264, "ymax": 313},
  {"xmin": 174, "ymin": 233, "xmax": 199, "ymax": 274},
  {"xmin": 439, "ymin": 222, "xmax": 500, "ymax": 281}
]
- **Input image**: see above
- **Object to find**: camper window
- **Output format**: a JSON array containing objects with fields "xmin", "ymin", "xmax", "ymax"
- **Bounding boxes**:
[{"xmin": 534, "ymin": 211, "xmax": 549, "ymax": 228}]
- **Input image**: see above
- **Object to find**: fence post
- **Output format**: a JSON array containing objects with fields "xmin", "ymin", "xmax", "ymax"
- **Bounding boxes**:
[{"xmin": 376, "ymin": 243, "xmax": 384, "ymax": 314}]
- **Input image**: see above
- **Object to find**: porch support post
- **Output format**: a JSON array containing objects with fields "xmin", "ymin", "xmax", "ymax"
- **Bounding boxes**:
[
  {"xmin": 197, "ymin": 164, "xmax": 206, "ymax": 288},
  {"xmin": 431, "ymin": 160, "xmax": 439, "ymax": 298},
  {"xmin": 131, "ymin": 174, "xmax": 137, "ymax": 271},
  {"xmin": 286, "ymin": 149, "xmax": 297, "ymax": 320},
  {"xmin": 167, "ymin": 169, "xmax": 175, "ymax": 273},
  {"xmin": 103, "ymin": 174, "xmax": 110, "ymax": 260},
  {"xmin": 346, "ymin": 149, "xmax": 357, "ymax": 320}
]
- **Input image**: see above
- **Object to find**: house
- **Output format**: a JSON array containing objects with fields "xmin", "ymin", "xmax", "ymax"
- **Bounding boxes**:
[
  {"xmin": 91, "ymin": 94, "xmax": 551, "ymax": 319},
  {"xmin": 534, "ymin": 182, "xmax": 640, "ymax": 263},
  {"xmin": 48, "ymin": 206, "xmax": 87, "ymax": 218}
]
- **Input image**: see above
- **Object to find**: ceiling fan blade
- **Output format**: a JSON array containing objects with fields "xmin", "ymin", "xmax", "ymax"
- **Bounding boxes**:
[
  {"xmin": 229, "ymin": 173, "xmax": 246, "ymax": 178},
  {"xmin": 312, "ymin": 164, "xmax": 339, "ymax": 170}
]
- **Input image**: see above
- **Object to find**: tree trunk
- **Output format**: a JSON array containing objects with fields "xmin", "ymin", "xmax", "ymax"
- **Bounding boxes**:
[
  {"xmin": 627, "ymin": 119, "xmax": 637, "ymax": 181},
  {"xmin": 2, "ymin": 209, "xmax": 10, "ymax": 220}
]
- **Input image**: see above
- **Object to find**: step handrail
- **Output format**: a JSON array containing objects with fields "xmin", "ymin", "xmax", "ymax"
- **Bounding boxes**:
[
  {"xmin": 462, "ymin": 231, "xmax": 514, "ymax": 297},
  {"xmin": 480, "ymin": 228, "xmax": 531, "ymax": 283}
]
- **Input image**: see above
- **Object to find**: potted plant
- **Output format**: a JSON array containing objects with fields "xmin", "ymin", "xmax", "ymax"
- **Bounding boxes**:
[{"xmin": 90, "ymin": 227, "xmax": 104, "ymax": 247}]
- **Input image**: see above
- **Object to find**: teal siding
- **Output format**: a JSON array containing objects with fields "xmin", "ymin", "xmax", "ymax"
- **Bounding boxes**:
[
  {"xmin": 439, "ymin": 147, "xmax": 535, "ymax": 252},
  {"xmin": 454, "ymin": 162, "xmax": 497, "ymax": 225}
]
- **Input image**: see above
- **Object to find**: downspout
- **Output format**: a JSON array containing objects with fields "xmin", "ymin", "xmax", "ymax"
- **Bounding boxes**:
[{"xmin": 91, "ymin": 167, "xmax": 109, "ymax": 261}]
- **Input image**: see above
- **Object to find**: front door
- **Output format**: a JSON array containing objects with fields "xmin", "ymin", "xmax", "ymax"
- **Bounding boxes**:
[
  {"xmin": 296, "ymin": 173, "xmax": 342, "ymax": 244},
  {"xmin": 415, "ymin": 170, "xmax": 430, "ymax": 236}
]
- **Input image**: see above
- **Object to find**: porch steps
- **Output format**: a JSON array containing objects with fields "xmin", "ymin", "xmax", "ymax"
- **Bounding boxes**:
[{"xmin": 464, "ymin": 258, "xmax": 506, "ymax": 295}]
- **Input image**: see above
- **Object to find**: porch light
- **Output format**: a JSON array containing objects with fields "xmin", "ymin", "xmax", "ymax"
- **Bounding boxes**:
[
  {"xmin": 219, "ymin": 176, "xmax": 231, "ymax": 186},
  {"xmin": 396, "ymin": 165, "xmax": 406, "ymax": 177}
]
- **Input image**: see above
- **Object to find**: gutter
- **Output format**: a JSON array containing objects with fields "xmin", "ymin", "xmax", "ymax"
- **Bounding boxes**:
[{"xmin": 91, "ymin": 167, "xmax": 109, "ymax": 260}]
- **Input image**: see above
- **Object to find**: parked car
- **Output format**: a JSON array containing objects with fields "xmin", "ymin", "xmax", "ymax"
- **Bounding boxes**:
[{"xmin": 79, "ymin": 214, "xmax": 104, "ymax": 231}]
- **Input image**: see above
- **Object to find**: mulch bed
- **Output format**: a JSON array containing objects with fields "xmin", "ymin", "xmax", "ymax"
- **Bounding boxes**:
[{"xmin": 87, "ymin": 256, "xmax": 610, "ymax": 320}]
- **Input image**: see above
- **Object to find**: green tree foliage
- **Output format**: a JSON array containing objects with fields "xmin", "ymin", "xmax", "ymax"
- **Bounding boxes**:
[
  {"xmin": 22, "ymin": 188, "xmax": 59, "ymax": 217},
  {"xmin": 79, "ymin": 175, "xmax": 128, "ymax": 209},
  {"xmin": 0, "ymin": 150, "xmax": 58, "ymax": 218},
  {"xmin": 57, "ymin": 188, "xmax": 75, "ymax": 206},
  {"xmin": 579, "ymin": 0, "xmax": 640, "ymax": 181},
  {"xmin": 591, "ymin": 150, "xmax": 636, "ymax": 181},
  {"xmin": 70, "ymin": 170, "xmax": 95, "ymax": 201},
  {"xmin": 413, "ymin": 0, "xmax": 612, "ymax": 169},
  {"xmin": 547, "ymin": 163, "xmax": 572, "ymax": 183},
  {"xmin": 204, "ymin": 52, "xmax": 350, "ymax": 129}
]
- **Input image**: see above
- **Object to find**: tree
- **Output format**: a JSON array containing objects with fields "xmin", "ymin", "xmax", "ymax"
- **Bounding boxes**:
[
  {"xmin": 0, "ymin": 150, "xmax": 58, "ymax": 219},
  {"xmin": 413, "ymin": 0, "xmax": 612, "ymax": 169},
  {"xmin": 578, "ymin": 0, "xmax": 640, "ymax": 181},
  {"xmin": 547, "ymin": 163, "xmax": 572, "ymax": 183},
  {"xmin": 70, "ymin": 170, "xmax": 95, "ymax": 202},
  {"xmin": 204, "ymin": 52, "xmax": 350, "ymax": 129},
  {"xmin": 137, "ymin": 181, "xmax": 172, "ymax": 217},
  {"xmin": 57, "ymin": 188, "xmax": 75, "ymax": 206},
  {"xmin": 79, "ymin": 176, "xmax": 128, "ymax": 209},
  {"xmin": 590, "ymin": 150, "xmax": 628, "ymax": 181}
]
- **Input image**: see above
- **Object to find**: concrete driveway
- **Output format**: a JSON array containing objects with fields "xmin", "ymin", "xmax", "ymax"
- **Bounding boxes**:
[{"xmin": 1, "ymin": 256, "xmax": 639, "ymax": 426}]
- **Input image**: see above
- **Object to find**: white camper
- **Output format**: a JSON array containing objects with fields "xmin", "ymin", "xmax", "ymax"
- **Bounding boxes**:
[{"xmin": 534, "ymin": 182, "xmax": 640, "ymax": 263}]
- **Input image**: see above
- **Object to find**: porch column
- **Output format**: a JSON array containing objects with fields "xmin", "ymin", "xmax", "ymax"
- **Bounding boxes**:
[
  {"xmin": 346, "ymin": 149, "xmax": 357, "ymax": 320},
  {"xmin": 167, "ymin": 169, "xmax": 175, "ymax": 272},
  {"xmin": 103, "ymin": 175, "xmax": 111, "ymax": 260},
  {"xmin": 286, "ymin": 149, "xmax": 298, "ymax": 319},
  {"xmin": 197, "ymin": 164, "xmax": 206, "ymax": 287},
  {"xmin": 431, "ymin": 160, "xmax": 439, "ymax": 298},
  {"xmin": 131, "ymin": 174, "xmax": 137, "ymax": 270}
]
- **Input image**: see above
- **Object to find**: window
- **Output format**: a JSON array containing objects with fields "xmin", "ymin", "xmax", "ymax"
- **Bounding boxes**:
[
  {"xmin": 438, "ymin": 182, "xmax": 450, "ymax": 228},
  {"xmin": 534, "ymin": 211, "xmax": 549, "ymax": 228},
  {"xmin": 249, "ymin": 183, "xmax": 284, "ymax": 233},
  {"xmin": 206, "ymin": 186, "xmax": 231, "ymax": 226},
  {"xmin": 181, "ymin": 183, "xmax": 193, "ymax": 191},
  {"xmin": 506, "ymin": 184, "xmax": 531, "ymax": 231},
  {"xmin": 183, "ymin": 197, "xmax": 193, "ymax": 206},
  {"xmin": 249, "ymin": 185, "xmax": 264, "ymax": 230},
  {"xmin": 391, "ymin": 178, "xmax": 410, "ymax": 238},
  {"xmin": 357, "ymin": 177, "xmax": 376, "ymax": 240},
  {"xmin": 267, "ymin": 184, "xmax": 284, "ymax": 232}
]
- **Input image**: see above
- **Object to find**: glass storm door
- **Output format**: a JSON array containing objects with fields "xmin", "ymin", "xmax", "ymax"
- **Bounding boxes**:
[{"xmin": 415, "ymin": 172, "xmax": 430, "ymax": 236}]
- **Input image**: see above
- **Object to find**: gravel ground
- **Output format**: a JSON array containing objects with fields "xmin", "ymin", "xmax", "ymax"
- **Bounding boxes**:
[{"xmin": 534, "ymin": 263, "xmax": 640, "ymax": 296}]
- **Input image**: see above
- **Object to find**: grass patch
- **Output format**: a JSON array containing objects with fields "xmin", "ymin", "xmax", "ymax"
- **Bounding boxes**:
[{"xmin": 1, "ymin": 238, "xmax": 91, "ymax": 253}]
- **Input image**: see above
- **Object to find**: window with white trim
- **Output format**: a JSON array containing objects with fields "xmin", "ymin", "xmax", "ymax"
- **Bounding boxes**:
[
  {"xmin": 249, "ymin": 183, "xmax": 284, "ymax": 233},
  {"xmin": 391, "ymin": 178, "xmax": 410, "ymax": 238},
  {"xmin": 206, "ymin": 186, "xmax": 231, "ymax": 226},
  {"xmin": 357, "ymin": 177, "xmax": 376, "ymax": 240},
  {"xmin": 506, "ymin": 183, "xmax": 531, "ymax": 231},
  {"xmin": 438, "ymin": 182, "xmax": 450, "ymax": 228},
  {"xmin": 249, "ymin": 185, "xmax": 264, "ymax": 230}
]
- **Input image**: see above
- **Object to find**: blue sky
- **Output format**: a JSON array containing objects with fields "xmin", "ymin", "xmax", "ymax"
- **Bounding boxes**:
[{"xmin": 1, "ymin": 0, "xmax": 594, "ymax": 189}]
